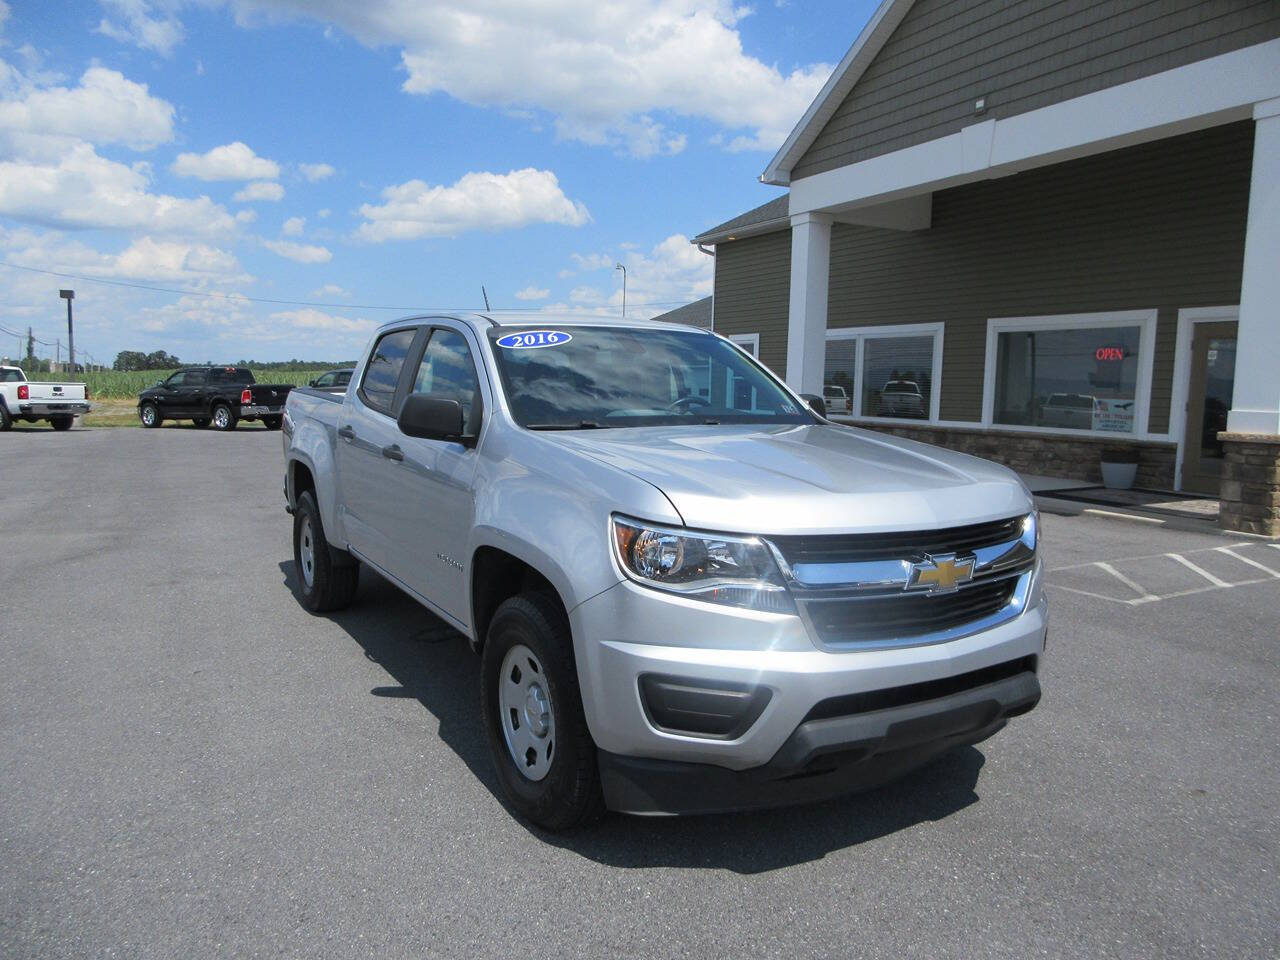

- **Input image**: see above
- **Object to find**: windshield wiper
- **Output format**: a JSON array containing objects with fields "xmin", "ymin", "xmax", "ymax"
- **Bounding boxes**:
[{"xmin": 525, "ymin": 421, "xmax": 605, "ymax": 431}]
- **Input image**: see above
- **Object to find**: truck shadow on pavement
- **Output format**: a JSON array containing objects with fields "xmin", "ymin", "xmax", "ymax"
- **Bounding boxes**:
[{"xmin": 279, "ymin": 561, "xmax": 986, "ymax": 875}]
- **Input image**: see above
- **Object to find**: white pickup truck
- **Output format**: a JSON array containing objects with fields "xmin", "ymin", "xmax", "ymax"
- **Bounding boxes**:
[{"xmin": 0, "ymin": 366, "xmax": 90, "ymax": 431}]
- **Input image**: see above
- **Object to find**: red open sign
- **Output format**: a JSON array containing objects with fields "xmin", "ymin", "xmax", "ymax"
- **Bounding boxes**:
[{"xmin": 1095, "ymin": 346, "xmax": 1126, "ymax": 361}]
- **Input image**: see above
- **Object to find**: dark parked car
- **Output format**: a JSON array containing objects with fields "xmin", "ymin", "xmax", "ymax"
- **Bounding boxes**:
[
  {"xmin": 307, "ymin": 368, "xmax": 354, "ymax": 393},
  {"xmin": 137, "ymin": 367, "xmax": 295, "ymax": 431}
]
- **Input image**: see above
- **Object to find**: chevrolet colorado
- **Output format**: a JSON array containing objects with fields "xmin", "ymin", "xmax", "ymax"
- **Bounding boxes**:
[{"xmin": 282, "ymin": 316, "xmax": 1045, "ymax": 830}]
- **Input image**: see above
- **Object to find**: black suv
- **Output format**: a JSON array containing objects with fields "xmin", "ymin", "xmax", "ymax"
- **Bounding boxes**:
[{"xmin": 137, "ymin": 367, "xmax": 295, "ymax": 430}]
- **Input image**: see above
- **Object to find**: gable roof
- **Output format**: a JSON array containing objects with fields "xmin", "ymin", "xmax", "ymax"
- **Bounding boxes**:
[
  {"xmin": 691, "ymin": 195, "xmax": 790, "ymax": 245},
  {"xmin": 651, "ymin": 296, "xmax": 713, "ymax": 329},
  {"xmin": 762, "ymin": 0, "xmax": 916, "ymax": 186}
]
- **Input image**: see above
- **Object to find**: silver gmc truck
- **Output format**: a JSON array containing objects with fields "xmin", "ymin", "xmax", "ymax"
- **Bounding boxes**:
[{"xmin": 282, "ymin": 315, "xmax": 1045, "ymax": 830}]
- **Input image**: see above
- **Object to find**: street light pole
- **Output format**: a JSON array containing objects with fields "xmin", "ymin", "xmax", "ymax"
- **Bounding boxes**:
[
  {"xmin": 614, "ymin": 263, "xmax": 627, "ymax": 320},
  {"xmin": 59, "ymin": 289, "xmax": 74, "ymax": 374}
]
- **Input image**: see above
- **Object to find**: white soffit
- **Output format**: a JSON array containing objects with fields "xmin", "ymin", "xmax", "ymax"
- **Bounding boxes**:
[{"xmin": 761, "ymin": 0, "xmax": 917, "ymax": 187}]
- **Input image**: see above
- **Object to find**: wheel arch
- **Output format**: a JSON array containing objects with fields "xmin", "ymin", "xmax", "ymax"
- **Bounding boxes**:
[{"xmin": 470, "ymin": 543, "xmax": 572, "ymax": 655}]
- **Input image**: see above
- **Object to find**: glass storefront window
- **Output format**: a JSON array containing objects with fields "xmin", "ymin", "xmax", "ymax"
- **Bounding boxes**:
[
  {"xmin": 993, "ymin": 325, "xmax": 1141, "ymax": 433},
  {"xmin": 824, "ymin": 328, "xmax": 939, "ymax": 420},
  {"xmin": 862, "ymin": 336, "xmax": 933, "ymax": 420}
]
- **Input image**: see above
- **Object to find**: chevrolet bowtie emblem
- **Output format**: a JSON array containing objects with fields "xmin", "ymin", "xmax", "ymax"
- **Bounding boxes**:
[{"xmin": 907, "ymin": 553, "xmax": 976, "ymax": 594}]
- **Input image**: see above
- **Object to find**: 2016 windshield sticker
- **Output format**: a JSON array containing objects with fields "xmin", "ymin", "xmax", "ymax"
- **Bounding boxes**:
[{"xmin": 495, "ymin": 330, "xmax": 572, "ymax": 349}]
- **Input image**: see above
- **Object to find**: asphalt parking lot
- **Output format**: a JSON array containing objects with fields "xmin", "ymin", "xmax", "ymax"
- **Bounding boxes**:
[{"xmin": 2, "ymin": 428, "xmax": 1277, "ymax": 959}]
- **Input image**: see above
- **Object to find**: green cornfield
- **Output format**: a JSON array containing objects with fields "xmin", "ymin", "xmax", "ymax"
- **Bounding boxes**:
[{"xmin": 57, "ymin": 368, "xmax": 333, "ymax": 399}]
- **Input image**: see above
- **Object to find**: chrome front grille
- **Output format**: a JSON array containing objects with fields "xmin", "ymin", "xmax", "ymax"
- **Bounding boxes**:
[{"xmin": 765, "ymin": 514, "xmax": 1036, "ymax": 650}]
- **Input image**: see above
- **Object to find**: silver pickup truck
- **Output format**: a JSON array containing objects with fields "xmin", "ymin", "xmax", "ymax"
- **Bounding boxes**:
[{"xmin": 282, "ymin": 315, "xmax": 1045, "ymax": 830}]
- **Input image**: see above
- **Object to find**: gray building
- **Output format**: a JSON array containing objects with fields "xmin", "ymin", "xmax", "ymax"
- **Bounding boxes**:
[{"xmin": 695, "ymin": 0, "xmax": 1280, "ymax": 535}]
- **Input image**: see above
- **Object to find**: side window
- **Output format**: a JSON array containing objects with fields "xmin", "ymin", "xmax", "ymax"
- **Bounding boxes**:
[
  {"xmin": 360, "ymin": 329, "xmax": 417, "ymax": 414},
  {"xmin": 411, "ymin": 329, "xmax": 481, "ymax": 433},
  {"xmin": 185, "ymin": 369, "xmax": 207, "ymax": 386},
  {"xmin": 336, "ymin": 371, "xmax": 351, "ymax": 387},
  {"xmin": 168, "ymin": 371, "xmax": 189, "ymax": 387},
  {"xmin": 313, "ymin": 372, "xmax": 334, "ymax": 388}
]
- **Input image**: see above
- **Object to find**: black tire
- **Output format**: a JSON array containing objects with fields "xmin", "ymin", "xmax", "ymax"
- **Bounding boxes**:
[
  {"xmin": 192, "ymin": 417, "xmax": 210, "ymax": 428},
  {"xmin": 138, "ymin": 402, "xmax": 161, "ymax": 428},
  {"xmin": 50, "ymin": 416, "xmax": 73, "ymax": 431},
  {"xmin": 0, "ymin": 402, "xmax": 11, "ymax": 431},
  {"xmin": 211, "ymin": 403, "xmax": 238, "ymax": 431},
  {"xmin": 480, "ymin": 593, "xmax": 603, "ymax": 831},
  {"xmin": 263, "ymin": 416, "xmax": 283, "ymax": 431},
  {"xmin": 292, "ymin": 490, "xmax": 359, "ymax": 613}
]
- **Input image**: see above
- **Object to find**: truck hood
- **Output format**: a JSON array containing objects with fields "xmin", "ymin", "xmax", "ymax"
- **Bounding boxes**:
[{"xmin": 542, "ymin": 423, "xmax": 1032, "ymax": 534}]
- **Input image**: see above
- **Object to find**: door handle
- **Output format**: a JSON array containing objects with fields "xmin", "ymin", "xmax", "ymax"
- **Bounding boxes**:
[
  {"xmin": 337, "ymin": 425, "xmax": 355, "ymax": 440},
  {"xmin": 381, "ymin": 444, "xmax": 404, "ymax": 462}
]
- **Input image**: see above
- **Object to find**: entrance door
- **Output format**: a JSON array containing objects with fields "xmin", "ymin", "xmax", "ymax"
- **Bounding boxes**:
[{"xmin": 1182, "ymin": 321, "xmax": 1237, "ymax": 494}]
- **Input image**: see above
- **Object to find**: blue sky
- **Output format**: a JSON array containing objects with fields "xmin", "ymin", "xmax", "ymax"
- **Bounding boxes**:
[{"xmin": 0, "ymin": 0, "xmax": 877, "ymax": 364}]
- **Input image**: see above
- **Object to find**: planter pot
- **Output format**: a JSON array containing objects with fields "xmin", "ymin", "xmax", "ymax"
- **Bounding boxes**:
[{"xmin": 1100, "ymin": 461, "xmax": 1138, "ymax": 490}]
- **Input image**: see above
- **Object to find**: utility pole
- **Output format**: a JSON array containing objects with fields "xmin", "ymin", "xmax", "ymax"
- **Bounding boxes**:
[
  {"xmin": 59, "ymin": 289, "xmax": 75, "ymax": 375},
  {"xmin": 26, "ymin": 328, "xmax": 34, "ymax": 368},
  {"xmin": 55, "ymin": 339, "xmax": 60, "ymax": 369}
]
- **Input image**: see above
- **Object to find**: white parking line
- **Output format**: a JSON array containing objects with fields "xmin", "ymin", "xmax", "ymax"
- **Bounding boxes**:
[
  {"xmin": 1166, "ymin": 552, "xmax": 1232, "ymax": 588},
  {"xmin": 1094, "ymin": 562, "xmax": 1160, "ymax": 602},
  {"xmin": 1215, "ymin": 546, "xmax": 1280, "ymax": 578}
]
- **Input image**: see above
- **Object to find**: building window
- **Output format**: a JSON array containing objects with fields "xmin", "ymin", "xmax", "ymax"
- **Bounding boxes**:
[
  {"xmin": 824, "ymin": 323, "xmax": 943, "ymax": 421},
  {"xmin": 983, "ymin": 311, "xmax": 1157, "ymax": 437}
]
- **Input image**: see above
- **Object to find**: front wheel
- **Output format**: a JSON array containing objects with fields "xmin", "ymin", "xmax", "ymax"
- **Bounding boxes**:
[
  {"xmin": 138, "ymin": 403, "xmax": 161, "ymax": 428},
  {"xmin": 50, "ymin": 416, "xmax": 73, "ymax": 431},
  {"xmin": 292, "ymin": 490, "xmax": 359, "ymax": 613},
  {"xmin": 480, "ymin": 593, "xmax": 603, "ymax": 831},
  {"xmin": 211, "ymin": 403, "xmax": 237, "ymax": 431},
  {"xmin": 0, "ymin": 403, "xmax": 11, "ymax": 431}
]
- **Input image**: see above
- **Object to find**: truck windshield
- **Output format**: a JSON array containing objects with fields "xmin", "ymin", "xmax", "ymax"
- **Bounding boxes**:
[{"xmin": 487, "ymin": 325, "xmax": 812, "ymax": 430}]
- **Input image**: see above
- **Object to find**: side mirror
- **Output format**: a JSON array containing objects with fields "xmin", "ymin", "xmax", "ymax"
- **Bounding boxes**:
[
  {"xmin": 308, "ymin": 379, "xmax": 317, "ymax": 387},
  {"xmin": 800, "ymin": 393, "xmax": 827, "ymax": 418},
  {"xmin": 398, "ymin": 393, "xmax": 467, "ymax": 443}
]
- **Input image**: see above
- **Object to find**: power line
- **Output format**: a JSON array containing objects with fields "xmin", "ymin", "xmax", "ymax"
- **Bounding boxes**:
[{"xmin": 0, "ymin": 260, "xmax": 696, "ymax": 314}]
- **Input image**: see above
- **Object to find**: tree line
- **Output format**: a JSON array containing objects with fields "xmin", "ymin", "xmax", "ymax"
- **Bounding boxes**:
[{"xmin": 113, "ymin": 351, "xmax": 356, "ymax": 371}]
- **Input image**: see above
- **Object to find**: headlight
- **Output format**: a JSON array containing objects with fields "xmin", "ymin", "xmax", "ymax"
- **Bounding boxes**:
[
  {"xmin": 611, "ymin": 516, "xmax": 795, "ymax": 614},
  {"xmin": 1022, "ymin": 509, "xmax": 1039, "ymax": 552}
]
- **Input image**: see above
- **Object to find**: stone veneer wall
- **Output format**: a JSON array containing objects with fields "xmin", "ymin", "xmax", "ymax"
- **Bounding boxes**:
[
  {"xmin": 835, "ymin": 420, "xmax": 1177, "ymax": 490},
  {"xmin": 1218, "ymin": 434, "xmax": 1280, "ymax": 537}
]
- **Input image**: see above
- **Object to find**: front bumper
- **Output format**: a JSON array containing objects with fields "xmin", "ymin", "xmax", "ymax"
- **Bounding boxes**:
[{"xmin": 570, "ymin": 572, "xmax": 1046, "ymax": 813}]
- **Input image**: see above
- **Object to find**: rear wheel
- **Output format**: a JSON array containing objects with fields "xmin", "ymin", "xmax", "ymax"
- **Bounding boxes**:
[
  {"xmin": 192, "ymin": 417, "xmax": 210, "ymax": 428},
  {"xmin": 138, "ymin": 402, "xmax": 161, "ymax": 428},
  {"xmin": 292, "ymin": 490, "xmax": 359, "ymax": 613},
  {"xmin": 0, "ymin": 403, "xmax": 11, "ymax": 431},
  {"xmin": 211, "ymin": 403, "xmax": 237, "ymax": 431},
  {"xmin": 480, "ymin": 593, "xmax": 603, "ymax": 831},
  {"xmin": 50, "ymin": 416, "xmax": 73, "ymax": 431}
]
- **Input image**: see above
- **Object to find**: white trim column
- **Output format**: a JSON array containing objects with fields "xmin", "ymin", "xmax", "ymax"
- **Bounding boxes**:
[
  {"xmin": 1227, "ymin": 97, "xmax": 1280, "ymax": 435},
  {"xmin": 785, "ymin": 212, "xmax": 832, "ymax": 394}
]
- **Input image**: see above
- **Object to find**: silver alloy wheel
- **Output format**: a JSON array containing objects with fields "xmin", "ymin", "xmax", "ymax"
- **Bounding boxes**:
[
  {"xmin": 498, "ymin": 643, "xmax": 555, "ymax": 782},
  {"xmin": 298, "ymin": 514, "xmax": 316, "ymax": 589},
  {"xmin": 140, "ymin": 405, "xmax": 155, "ymax": 426},
  {"xmin": 213, "ymin": 406, "xmax": 229, "ymax": 428}
]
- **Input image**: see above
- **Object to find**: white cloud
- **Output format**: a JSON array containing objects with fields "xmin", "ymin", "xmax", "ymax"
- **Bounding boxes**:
[
  {"xmin": 0, "ymin": 227, "xmax": 249, "ymax": 286},
  {"xmin": 514, "ymin": 286, "xmax": 549, "ymax": 301},
  {"xmin": 97, "ymin": 0, "xmax": 185, "ymax": 56},
  {"xmin": 0, "ymin": 3, "xmax": 10, "ymax": 33},
  {"xmin": 0, "ymin": 142, "xmax": 235, "ymax": 236},
  {"xmin": 316, "ymin": 208, "xmax": 331, "ymax": 218},
  {"xmin": 311, "ymin": 283, "xmax": 350, "ymax": 298},
  {"xmin": 235, "ymin": 209, "xmax": 257, "ymax": 223},
  {"xmin": 281, "ymin": 216, "xmax": 305, "ymax": 236},
  {"xmin": 172, "ymin": 141, "xmax": 280, "ymax": 181},
  {"xmin": 267, "ymin": 307, "xmax": 374, "ymax": 335},
  {"xmin": 234, "ymin": 180, "xmax": 285, "ymax": 202},
  {"xmin": 0, "ymin": 64, "xmax": 174, "ymax": 151},
  {"xmin": 219, "ymin": 0, "xmax": 830, "ymax": 154},
  {"xmin": 553, "ymin": 233, "xmax": 712, "ymax": 319},
  {"xmin": 263, "ymin": 239, "xmax": 332, "ymax": 263},
  {"xmin": 356, "ymin": 167, "xmax": 588, "ymax": 243},
  {"xmin": 299, "ymin": 162, "xmax": 335, "ymax": 182}
]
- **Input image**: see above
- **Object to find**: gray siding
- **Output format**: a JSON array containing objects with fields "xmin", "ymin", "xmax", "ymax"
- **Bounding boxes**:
[
  {"xmin": 824, "ymin": 120, "xmax": 1254, "ymax": 432},
  {"xmin": 712, "ymin": 230, "xmax": 792, "ymax": 377},
  {"xmin": 793, "ymin": 0, "xmax": 1280, "ymax": 179}
]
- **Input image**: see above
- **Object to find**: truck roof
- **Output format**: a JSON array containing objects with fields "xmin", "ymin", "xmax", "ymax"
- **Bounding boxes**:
[{"xmin": 368, "ymin": 313, "xmax": 714, "ymax": 338}]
